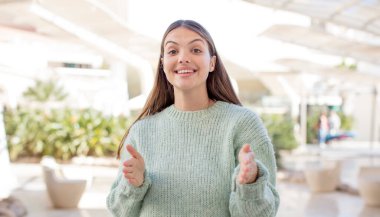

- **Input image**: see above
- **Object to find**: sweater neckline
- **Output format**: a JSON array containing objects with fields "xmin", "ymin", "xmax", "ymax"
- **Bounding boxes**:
[{"xmin": 164, "ymin": 101, "xmax": 224, "ymax": 121}]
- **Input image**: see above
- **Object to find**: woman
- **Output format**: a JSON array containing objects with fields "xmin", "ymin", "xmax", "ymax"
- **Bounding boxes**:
[{"xmin": 107, "ymin": 20, "xmax": 279, "ymax": 217}]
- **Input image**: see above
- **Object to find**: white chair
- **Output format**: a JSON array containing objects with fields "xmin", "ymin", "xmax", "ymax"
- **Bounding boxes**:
[
  {"xmin": 41, "ymin": 156, "xmax": 89, "ymax": 208},
  {"xmin": 304, "ymin": 160, "xmax": 341, "ymax": 193},
  {"xmin": 358, "ymin": 166, "xmax": 380, "ymax": 207}
]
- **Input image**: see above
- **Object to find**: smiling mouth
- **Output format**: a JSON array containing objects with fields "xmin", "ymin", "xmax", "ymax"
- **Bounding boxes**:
[{"xmin": 175, "ymin": 69, "xmax": 196, "ymax": 74}]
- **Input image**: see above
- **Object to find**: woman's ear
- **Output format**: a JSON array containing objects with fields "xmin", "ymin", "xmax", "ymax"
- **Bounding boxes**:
[{"xmin": 210, "ymin": 55, "xmax": 216, "ymax": 72}]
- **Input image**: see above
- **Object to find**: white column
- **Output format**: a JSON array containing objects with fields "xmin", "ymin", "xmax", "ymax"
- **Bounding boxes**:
[
  {"xmin": 370, "ymin": 84, "xmax": 380, "ymax": 158},
  {"xmin": 300, "ymin": 91, "xmax": 308, "ymax": 148},
  {"xmin": 375, "ymin": 84, "xmax": 380, "ymax": 143},
  {"xmin": 139, "ymin": 63, "xmax": 154, "ymax": 96},
  {"xmin": 110, "ymin": 61, "xmax": 130, "ymax": 116},
  {"xmin": 277, "ymin": 75, "xmax": 300, "ymax": 119}
]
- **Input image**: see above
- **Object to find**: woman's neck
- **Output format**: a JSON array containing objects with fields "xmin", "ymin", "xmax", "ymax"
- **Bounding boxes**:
[{"xmin": 173, "ymin": 92, "xmax": 214, "ymax": 111}]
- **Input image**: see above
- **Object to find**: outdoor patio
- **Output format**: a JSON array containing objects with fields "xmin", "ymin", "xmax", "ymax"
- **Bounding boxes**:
[
  {"xmin": 10, "ymin": 162, "xmax": 113, "ymax": 217},
  {"xmin": 1, "ymin": 0, "xmax": 380, "ymax": 216},
  {"xmin": 8, "ymin": 141, "xmax": 380, "ymax": 217}
]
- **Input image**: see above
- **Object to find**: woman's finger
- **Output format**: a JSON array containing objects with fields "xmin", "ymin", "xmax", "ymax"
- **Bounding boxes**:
[
  {"xmin": 242, "ymin": 144, "xmax": 251, "ymax": 153},
  {"xmin": 124, "ymin": 158, "xmax": 141, "ymax": 167},
  {"xmin": 239, "ymin": 144, "xmax": 253, "ymax": 162},
  {"xmin": 124, "ymin": 173, "xmax": 136, "ymax": 179},
  {"xmin": 239, "ymin": 176, "xmax": 245, "ymax": 183},
  {"xmin": 123, "ymin": 167, "xmax": 134, "ymax": 174},
  {"xmin": 126, "ymin": 144, "xmax": 143, "ymax": 160},
  {"xmin": 127, "ymin": 177, "xmax": 136, "ymax": 183}
]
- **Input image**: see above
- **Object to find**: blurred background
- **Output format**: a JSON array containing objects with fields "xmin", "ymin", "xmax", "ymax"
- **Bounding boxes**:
[{"xmin": 0, "ymin": 0, "xmax": 379, "ymax": 216}]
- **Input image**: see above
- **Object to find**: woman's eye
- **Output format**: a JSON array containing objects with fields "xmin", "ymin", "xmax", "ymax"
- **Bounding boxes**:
[
  {"xmin": 193, "ymin": 48, "xmax": 202, "ymax": 53},
  {"xmin": 167, "ymin": 50, "xmax": 177, "ymax": 55}
]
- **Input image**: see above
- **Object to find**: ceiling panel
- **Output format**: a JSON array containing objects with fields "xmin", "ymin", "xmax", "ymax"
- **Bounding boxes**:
[
  {"xmin": 244, "ymin": 0, "xmax": 380, "ymax": 36},
  {"xmin": 261, "ymin": 24, "xmax": 380, "ymax": 65}
]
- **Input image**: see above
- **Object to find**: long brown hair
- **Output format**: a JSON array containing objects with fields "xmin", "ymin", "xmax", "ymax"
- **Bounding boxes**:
[{"xmin": 117, "ymin": 20, "xmax": 241, "ymax": 158}]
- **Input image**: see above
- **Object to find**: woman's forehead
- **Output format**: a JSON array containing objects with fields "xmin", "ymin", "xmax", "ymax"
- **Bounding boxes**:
[{"xmin": 164, "ymin": 27, "xmax": 206, "ymax": 45}]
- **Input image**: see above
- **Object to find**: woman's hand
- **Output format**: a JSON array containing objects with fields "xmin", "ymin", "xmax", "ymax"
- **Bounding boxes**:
[
  {"xmin": 122, "ymin": 144, "xmax": 145, "ymax": 187},
  {"xmin": 237, "ymin": 144, "xmax": 258, "ymax": 184}
]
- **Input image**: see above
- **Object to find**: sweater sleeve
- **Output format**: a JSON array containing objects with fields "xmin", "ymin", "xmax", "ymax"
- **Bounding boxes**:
[
  {"xmin": 106, "ymin": 126, "xmax": 152, "ymax": 217},
  {"xmin": 229, "ymin": 110, "xmax": 280, "ymax": 217}
]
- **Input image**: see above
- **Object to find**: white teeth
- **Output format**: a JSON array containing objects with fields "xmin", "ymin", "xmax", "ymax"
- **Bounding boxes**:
[{"xmin": 177, "ymin": 69, "xmax": 193, "ymax": 74}]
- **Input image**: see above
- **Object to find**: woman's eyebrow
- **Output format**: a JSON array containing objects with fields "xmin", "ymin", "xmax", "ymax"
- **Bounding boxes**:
[
  {"xmin": 165, "ymin": 38, "xmax": 205, "ymax": 47},
  {"xmin": 165, "ymin": 40, "xmax": 178, "ymax": 46},
  {"xmin": 188, "ymin": 38, "xmax": 205, "ymax": 45}
]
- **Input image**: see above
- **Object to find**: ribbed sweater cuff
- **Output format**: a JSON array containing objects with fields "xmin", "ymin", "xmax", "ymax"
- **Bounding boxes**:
[
  {"xmin": 119, "ymin": 171, "xmax": 151, "ymax": 201},
  {"xmin": 233, "ymin": 160, "xmax": 269, "ymax": 200}
]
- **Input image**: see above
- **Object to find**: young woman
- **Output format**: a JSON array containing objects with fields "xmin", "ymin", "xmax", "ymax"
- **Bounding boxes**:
[{"xmin": 107, "ymin": 20, "xmax": 279, "ymax": 217}]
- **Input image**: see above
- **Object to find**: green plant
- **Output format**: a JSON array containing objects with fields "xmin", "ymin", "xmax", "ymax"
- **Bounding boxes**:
[
  {"xmin": 338, "ymin": 111, "xmax": 353, "ymax": 131},
  {"xmin": 337, "ymin": 58, "xmax": 357, "ymax": 71},
  {"xmin": 261, "ymin": 114, "xmax": 298, "ymax": 168},
  {"xmin": 23, "ymin": 79, "xmax": 68, "ymax": 102},
  {"xmin": 261, "ymin": 114, "xmax": 298, "ymax": 150},
  {"xmin": 4, "ymin": 79, "xmax": 130, "ymax": 161},
  {"xmin": 306, "ymin": 110, "xmax": 320, "ymax": 144},
  {"xmin": 4, "ymin": 107, "xmax": 130, "ymax": 161}
]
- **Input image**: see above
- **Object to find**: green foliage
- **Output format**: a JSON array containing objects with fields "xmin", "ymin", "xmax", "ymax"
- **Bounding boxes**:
[
  {"xmin": 4, "ymin": 79, "xmax": 130, "ymax": 161},
  {"xmin": 261, "ymin": 114, "xmax": 298, "ymax": 151},
  {"xmin": 261, "ymin": 114, "xmax": 298, "ymax": 168},
  {"xmin": 339, "ymin": 111, "xmax": 354, "ymax": 131},
  {"xmin": 23, "ymin": 79, "xmax": 68, "ymax": 102},
  {"xmin": 336, "ymin": 58, "xmax": 357, "ymax": 71},
  {"xmin": 4, "ymin": 107, "xmax": 129, "ymax": 161},
  {"xmin": 306, "ymin": 110, "xmax": 320, "ymax": 144}
]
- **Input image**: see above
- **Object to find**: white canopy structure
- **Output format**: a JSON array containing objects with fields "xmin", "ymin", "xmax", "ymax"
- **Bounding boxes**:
[
  {"xmin": 261, "ymin": 24, "xmax": 380, "ymax": 65},
  {"xmin": 1, "ymin": 0, "xmax": 380, "ymax": 144},
  {"xmin": 243, "ymin": 0, "xmax": 380, "ymax": 36}
]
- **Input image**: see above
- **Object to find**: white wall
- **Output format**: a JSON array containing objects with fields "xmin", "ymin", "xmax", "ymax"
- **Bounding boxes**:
[{"xmin": 351, "ymin": 93, "xmax": 376, "ymax": 141}]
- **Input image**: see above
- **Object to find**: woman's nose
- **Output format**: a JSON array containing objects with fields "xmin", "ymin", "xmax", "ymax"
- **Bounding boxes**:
[
  {"xmin": 178, "ymin": 52, "xmax": 190, "ymax": 63},
  {"xmin": 179, "ymin": 60, "xmax": 190, "ymax": 63}
]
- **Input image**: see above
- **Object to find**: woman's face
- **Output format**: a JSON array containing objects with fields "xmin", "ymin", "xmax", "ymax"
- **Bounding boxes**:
[{"xmin": 161, "ymin": 27, "xmax": 216, "ymax": 94}]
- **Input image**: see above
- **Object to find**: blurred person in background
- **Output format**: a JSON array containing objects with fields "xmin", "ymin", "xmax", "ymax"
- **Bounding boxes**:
[
  {"xmin": 317, "ymin": 110, "xmax": 329, "ymax": 148},
  {"xmin": 328, "ymin": 109, "xmax": 341, "ymax": 136}
]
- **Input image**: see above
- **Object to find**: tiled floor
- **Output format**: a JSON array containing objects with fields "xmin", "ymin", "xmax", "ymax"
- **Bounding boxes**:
[
  {"xmin": 10, "ymin": 163, "xmax": 114, "ymax": 217},
  {"xmin": 277, "ymin": 182, "xmax": 379, "ymax": 217},
  {"xmin": 6, "ymin": 142, "xmax": 380, "ymax": 217}
]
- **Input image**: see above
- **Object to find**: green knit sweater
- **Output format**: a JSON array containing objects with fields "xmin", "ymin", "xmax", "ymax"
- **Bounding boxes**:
[{"xmin": 107, "ymin": 101, "xmax": 279, "ymax": 217}]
